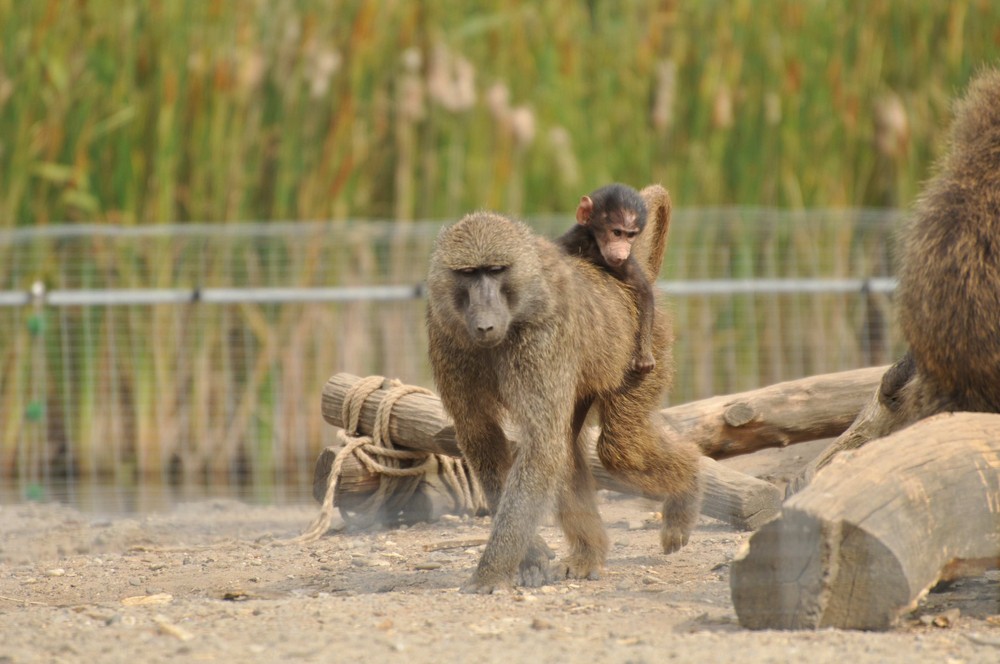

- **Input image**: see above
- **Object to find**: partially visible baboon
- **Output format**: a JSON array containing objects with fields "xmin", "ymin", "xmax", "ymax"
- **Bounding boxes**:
[
  {"xmin": 557, "ymin": 183, "xmax": 656, "ymax": 373},
  {"xmin": 895, "ymin": 67, "xmax": 1000, "ymax": 414},
  {"xmin": 790, "ymin": 68, "xmax": 1000, "ymax": 491},
  {"xmin": 426, "ymin": 186, "xmax": 701, "ymax": 594}
]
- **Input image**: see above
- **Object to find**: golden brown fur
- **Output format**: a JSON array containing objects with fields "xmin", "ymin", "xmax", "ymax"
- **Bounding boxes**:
[
  {"xmin": 426, "ymin": 186, "xmax": 701, "ymax": 593},
  {"xmin": 788, "ymin": 70, "xmax": 1000, "ymax": 493},
  {"xmin": 895, "ymin": 67, "xmax": 1000, "ymax": 413}
]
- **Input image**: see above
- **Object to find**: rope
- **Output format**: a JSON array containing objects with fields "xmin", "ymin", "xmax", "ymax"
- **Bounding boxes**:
[{"xmin": 288, "ymin": 376, "xmax": 486, "ymax": 544}]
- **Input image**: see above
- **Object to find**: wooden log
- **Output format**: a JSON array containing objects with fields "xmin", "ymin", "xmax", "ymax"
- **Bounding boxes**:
[
  {"xmin": 786, "ymin": 377, "xmax": 895, "ymax": 495},
  {"xmin": 694, "ymin": 457, "xmax": 782, "ymax": 531},
  {"xmin": 315, "ymin": 429, "xmax": 780, "ymax": 531},
  {"xmin": 662, "ymin": 365, "xmax": 888, "ymax": 458},
  {"xmin": 730, "ymin": 412, "xmax": 1000, "ymax": 630},
  {"xmin": 324, "ymin": 368, "xmax": 885, "ymax": 462},
  {"xmin": 577, "ymin": 428, "xmax": 781, "ymax": 531},
  {"xmin": 787, "ymin": 357, "xmax": 964, "ymax": 495},
  {"xmin": 312, "ymin": 443, "xmax": 468, "ymax": 524},
  {"xmin": 321, "ymin": 373, "xmax": 781, "ymax": 529},
  {"xmin": 322, "ymin": 374, "xmax": 461, "ymax": 457}
]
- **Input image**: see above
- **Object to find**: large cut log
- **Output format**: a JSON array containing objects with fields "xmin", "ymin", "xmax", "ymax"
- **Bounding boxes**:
[
  {"xmin": 321, "ymin": 373, "xmax": 782, "ymax": 529},
  {"xmin": 730, "ymin": 412, "xmax": 1000, "ymax": 631},
  {"xmin": 323, "ymin": 368, "xmax": 885, "ymax": 462},
  {"xmin": 315, "ymin": 425, "xmax": 783, "ymax": 531},
  {"xmin": 664, "ymin": 366, "xmax": 887, "ymax": 458},
  {"xmin": 787, "ymin": 366, "xmax": 900, "ymax": 495}
]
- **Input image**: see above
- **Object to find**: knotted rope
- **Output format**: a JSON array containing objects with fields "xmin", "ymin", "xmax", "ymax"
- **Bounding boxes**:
[{"xmin": 289, "ymin": 376, "xmax": 486, "ymax": 544}]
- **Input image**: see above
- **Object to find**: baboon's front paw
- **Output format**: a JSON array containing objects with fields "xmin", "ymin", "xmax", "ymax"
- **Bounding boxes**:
[
  {"xmin": 460, "ymin": 571, "xmax": 514, "ymax": 595},
  {"xmin": 518, "ymin": 542, "xmax": 557, "ymax": 587},
  {"xmin": 631, "ymin": 353, "xmax": 656, "ymax": 374},
  {"xmin": 518, "ymin": 561, "xmax": 554, "ymax": 588},
  {"xmin": 556, "ymin": 554, "xmax": 603, "ymax": 581},
  {"xmin": 659, "ymin": 525, "xmax": 691, "ymax": 554}
]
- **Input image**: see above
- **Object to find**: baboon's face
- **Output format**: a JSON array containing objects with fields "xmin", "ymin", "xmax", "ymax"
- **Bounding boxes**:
[
  {"xmin": 428, "ymin": 212, "xmax": 540, "ymax": 349},
  {"xmin": 576, "ymin": 192, "xmax": 645, "ymax": 270},
  {"xmin": 451, "ymin": 265, "xmax": 512, "ymax": 347},
  {"xmin": 593, "ymin": 211, "xmax": 642, "ymax": 268}
]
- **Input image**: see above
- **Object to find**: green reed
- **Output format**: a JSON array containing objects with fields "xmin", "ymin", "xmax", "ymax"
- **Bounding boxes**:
[
  {"xmin": 1, "ymin": 1, "xmax": 998, "ymax": 227},
  {"xmin": 0, "ymin": 0, "xmax": 991, "ymax": 483}
]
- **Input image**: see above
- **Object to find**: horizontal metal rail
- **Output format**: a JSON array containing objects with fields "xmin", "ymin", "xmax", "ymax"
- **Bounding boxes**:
[
  {"xmin": 0, "ymin": 278, "xmax": 896, "ymax": 308},
  {"xmin": 660, "ymin": 277, "xmax": 897, "ymax": 296}
]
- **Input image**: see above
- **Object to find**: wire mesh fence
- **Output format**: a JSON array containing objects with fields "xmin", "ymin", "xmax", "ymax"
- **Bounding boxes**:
[{"xmin": 0, "ymin": 209, "xmax": 907, "ymax": 490}]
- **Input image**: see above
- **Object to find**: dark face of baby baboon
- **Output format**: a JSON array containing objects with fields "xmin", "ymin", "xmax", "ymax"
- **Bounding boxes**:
[
  {"xmin": 568, "ymin": 183, "xmax": 648, "ymax": 270},
  {"xmin": 557, "ymin": 183, "xmax": 656, "ymax": 373},
  {"xmin": 426, "ymin": 199, "xmax": 701, "ymax": 595}
]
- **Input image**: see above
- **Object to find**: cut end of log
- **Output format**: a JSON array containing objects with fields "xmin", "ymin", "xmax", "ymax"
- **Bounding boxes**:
[
  {"xmin": 698, "ymin": 457, "xmax": 781, "ymax": 531},
  {"xmin": 723, "ymin": 402, "xmax": 757, "ymax": 428},
  {"xmin": 732, "ymin": 412, "xmax": 1000, "ymax": 631},
  {"xmin": 731, "ymin": 511, "xmax": 909, "ymax": 630}
]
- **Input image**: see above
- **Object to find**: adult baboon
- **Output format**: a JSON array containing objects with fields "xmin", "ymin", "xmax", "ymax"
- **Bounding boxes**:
[
  {"xmin": 790, "ymin": 68, "xmax": 1000, "ymax": 490},
  {"xmin": 895, "ymin": 67, "xmax": 1000, "ymax": 413},
  {"xmin": 426, "ymin": 186, "xmax": 702, "ymax": 594}
]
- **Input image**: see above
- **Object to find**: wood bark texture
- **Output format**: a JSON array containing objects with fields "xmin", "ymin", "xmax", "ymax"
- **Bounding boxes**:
[
  {"xmin": 730, "ymin": 412, "xmax": 1000, "ymax": 630},
  {"xmin": 321, "ymin": 373, "xmax": 804, "ymax": 529}
]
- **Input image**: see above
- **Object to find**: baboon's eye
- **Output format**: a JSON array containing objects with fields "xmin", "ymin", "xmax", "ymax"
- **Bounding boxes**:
[
  {"xmin": 456, "ymin": 267, "xmax": 477, "ymax": 275},
  {"xmin": 487, "ymin": 265, "xmax": 507, "ymax": 273}
]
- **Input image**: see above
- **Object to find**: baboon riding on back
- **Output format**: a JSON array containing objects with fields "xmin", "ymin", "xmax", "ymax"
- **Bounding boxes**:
[{"xmin": 425, "ymin": 186, "xmax": 702, "ymax": 594}]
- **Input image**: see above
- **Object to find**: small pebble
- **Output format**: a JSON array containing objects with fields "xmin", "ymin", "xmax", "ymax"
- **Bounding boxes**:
[{"xmin": 413, "ymin": 562, "xmax": 442, "ymax": 571}]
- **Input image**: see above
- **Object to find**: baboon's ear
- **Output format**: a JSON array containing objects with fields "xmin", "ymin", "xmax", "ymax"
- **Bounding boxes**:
[{"xmin": 576, "ymin": 196, "xmax": 594, "ymax": 225}]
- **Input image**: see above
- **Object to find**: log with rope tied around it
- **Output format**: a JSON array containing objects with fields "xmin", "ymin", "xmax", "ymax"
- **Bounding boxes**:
[{"xmin": 307, "ymin": 368, "xmax": 887, "ymax": 535}]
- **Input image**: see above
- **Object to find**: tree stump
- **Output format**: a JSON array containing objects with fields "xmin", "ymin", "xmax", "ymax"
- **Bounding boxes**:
[{"xmin": 730, "ymin": 412, "xmax": 1000, "ymax": 630}]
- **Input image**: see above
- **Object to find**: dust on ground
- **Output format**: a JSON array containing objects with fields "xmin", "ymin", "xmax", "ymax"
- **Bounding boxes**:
[{"xmin": 1, "ymin": 443, "xmax": 998, "ymax": 664}]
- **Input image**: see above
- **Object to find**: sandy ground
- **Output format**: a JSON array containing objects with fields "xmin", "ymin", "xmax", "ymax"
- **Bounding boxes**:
[{"xmin": 1, "ymin": 445, "xmax": 998, "ymax": 664}]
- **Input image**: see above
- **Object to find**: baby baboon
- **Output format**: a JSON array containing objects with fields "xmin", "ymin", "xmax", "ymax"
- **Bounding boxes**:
[
  {"xmin": 895, "ymin": 67, "xmax": 1000, "ymax": 414},
  {"xmin": 426, "ymin": 188, "xmax": 701, "ymax": 594},
  {"xmin": 557, "ymin": 183, "xmax": 656, "ymax": 373}
]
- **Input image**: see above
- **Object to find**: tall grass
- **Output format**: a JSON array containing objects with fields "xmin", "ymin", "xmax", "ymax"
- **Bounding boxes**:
[
  {"xmin": 0, "ymin": 2, "xmax": 990, "ymax": 487},
  {"xmin": 0, "ymin": 1, "xmax": 998, "ymax": 226}
]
